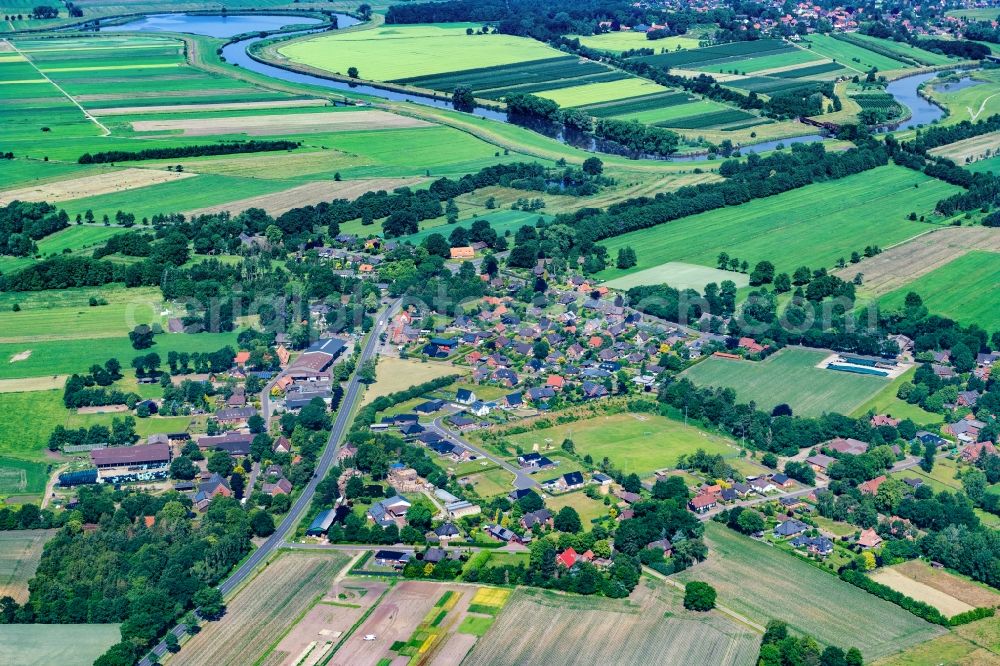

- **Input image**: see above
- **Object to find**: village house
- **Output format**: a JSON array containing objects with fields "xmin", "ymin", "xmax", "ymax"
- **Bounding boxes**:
[
  {"xmin": 857, "ymin": 528, "xmax": 883, "ymax": 549},
  {"xmin": 368, "ymin": 495, "xmax": 412, "ymax": 528},
  {"xmin": 858, "ymin": 475, "xmax": 887, "ymax": 496}
]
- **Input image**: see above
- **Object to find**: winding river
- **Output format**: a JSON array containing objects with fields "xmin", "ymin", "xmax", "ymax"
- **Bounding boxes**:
[{"xmin": 95, "ymin": 13, "xmax": 953, "ymax": 157}]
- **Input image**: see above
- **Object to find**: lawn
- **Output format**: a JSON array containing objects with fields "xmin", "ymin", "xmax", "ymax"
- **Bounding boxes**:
[
  {"xmin": 675, "ymin": 523, "xmax": 945, "ymax": 659},
  {"xmin": 604, "ymin": 261, "xmax": 749, "ymax": 291},
  {"xmin": 545, "ymin": 491, "xmax": 610, "ymax": 525},
  {"xmin": 458, "ymin": 614, "xmax": 496, "ymax": 636},
  {"xmin": 0, "ymin": 624, "xmax": 121, "ymax": 666},
  {"xmin": 279, "ymin": 24, "xmax": 563, "ymax": 81},
  {"xmin": 502, "ymin": 412, "xmax": 738, "ymax": 476},
  {"xmin": 0, "ymin": 529, "xmax": 56, "ymax": 602},
  {"xmin": 682, "ymin": 348, "xmax": 891, "ymax": 418},
  {"xmin": 461, "ymin": 467, "xmax": 515, "ymax": 498},
  {"xmin": 879, "ymin": 251, "xmax": 1000, "ymax": 330},
  {"xmin": 598, "ymin": 166, "xmax": 957, "ymax": 279}
]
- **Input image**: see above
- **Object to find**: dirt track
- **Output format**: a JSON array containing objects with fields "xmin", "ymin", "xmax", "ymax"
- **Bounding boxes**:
[
  {"xmin": 834, "ymin": 226, "xmax": 1000, "ymax": 297},
  {"xmin": 183, "ymin": 177, "xmax": 424, "ymax": 217},
  {"xmin": 131, "ymin": 110, "xmax": 429, "ymax": 136},
  {"xmin": 0, "ymin": 167, "xmax": 194, "ymax": 205}
]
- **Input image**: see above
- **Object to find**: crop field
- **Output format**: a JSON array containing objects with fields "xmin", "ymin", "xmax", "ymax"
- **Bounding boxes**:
[
  {"xmin": 874, "ymin": 615, "xmax": 1000, "ymax": 666},
  {"xmin": 178, "ymin": 551, "xmax": 349, "ymax": 665},
  {"xmin": 0, "ymin": 529, "xmax": 56, "ymax": 602},
  {"xmin": 798, "ymin": 34, "xmax": 909, "ymax": 74},
  {"xmin": 879, "ymin": 251, "xmax": 1000, "ymax": 329},
  {"xmin": 534, "ymin": 77, "xmax": 671, "ymax": 108},
  {"xmin": 682, "ymin": 348, "xmax": 891, "ymax": 417},
  {"xmin": 675, "ymin": 523, "xmax": 945, "ymax": 659},
  {"xmin": 726, "ymin": 76, "xmax": 820, "ymax": 94},
  {"xmin": 598, "ymin": 166, "xmax": 958, "ymax": 279},
  {"xmin": 465, "ymin": 581, "xmax": 760, "ymax": 666},
  {"xmin": 771, "ymin": 61, "xmax": 849, "ymax": 79},
  {"xmin": 604, "ymin": 261, "xmax": 749, "ymax": 291},
  {"xmin": 632, "ymin": 38, "xmax": 799, "ymax": 70},
  {"xmin": 0, "ymin": 624, "xmax": 122, "ymax": 665},
  {"xmin": 846, "ymin": 33, "xmax": 956, "ymax": 67},
  {"xmin": 657, "ymin": 108, "xmax": 761, "ymax": 129},
  {"xmin": 279, "ymin": 24, "xmax": 564, "ymax": 81},
  {"xmin": 184, "ymin": 176, "xmax": 425, "ymax": 216},
  {"xmin": 392, "ymin": 55, "xmax": 626, "ymax": 98},
  {"xmin": 502, "ymin": 412, "xmax": 738, "ymax": 476},
  {"xmin": 928, "ymin": 130, "xmax": 1000, "ymax": 164},
  {"xmin": 835, "ymin": 226, "xmax": 1000, "ymax": 299},
  {"xmin": 853, "ymin": 92, "xmax": 903, "ymax": 116},
  {"xmin": 570, "ymin": 31, "xmax": 700, "ymax": 54},
  {"xmin": 331, "ymin": 580, "xmax": 501, "ymax": 666},
  {"xmin": 874, "ymin": 560, "xmax": 1000, "ymax": 616}
]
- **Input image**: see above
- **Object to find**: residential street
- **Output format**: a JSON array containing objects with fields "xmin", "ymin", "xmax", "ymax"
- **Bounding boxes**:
[{"xmin": 428, "ymin": 417, "xmax": 540, "ymax": 490}]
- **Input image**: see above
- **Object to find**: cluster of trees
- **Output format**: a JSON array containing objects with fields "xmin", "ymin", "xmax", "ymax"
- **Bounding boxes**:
[
  {"xmin": 165, "ymin": 346, "xmax": 238, "ymax": 375},
  {"xmin": 757, "ymin": 620, "xmax": 862, "ymax": 666},
  {"xmin": 423, "ymin": 218, "xmax": 508, "ymax": 258},
  {"xmin": 47, "ymin": 416, "xmax": 138, "ymax": 452},
  {"xmin": 78, "ymin": 140, "xmax": 300, "ymax": 164},
  {"xmin": 0, "ymin": 503, "xmax": 66, "ymax": 531},
  {"xmin": 92, "ymin": 232, "xmax": 153, "ymax": 260},
  {"xmin": 593, "ymin": 118, "xmax": 679, "ymax": 156},
  {"xmin": 62, "ymin": 359, "xmax": 139, "ymax": 409},
  {"xmin": 0, "ymin": 201, "xmax": 69, "ymax": 257},
  {"xmin": 0, "ymin": 486, "xmax": 251, "ymax": 666}
]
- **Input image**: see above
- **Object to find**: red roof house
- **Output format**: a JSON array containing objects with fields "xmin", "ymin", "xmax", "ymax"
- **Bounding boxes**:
[{"xmin": 556, "ymin": 547, "xmax": 578, "ymax": 568}]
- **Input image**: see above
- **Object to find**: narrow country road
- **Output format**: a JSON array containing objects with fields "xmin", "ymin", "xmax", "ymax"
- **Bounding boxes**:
[{"xmin": 142, "ymin": 299, "xmax": 400, "ymax": 665}]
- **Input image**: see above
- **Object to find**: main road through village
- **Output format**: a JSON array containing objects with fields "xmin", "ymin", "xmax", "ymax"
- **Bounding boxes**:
[{"xmin": 142, "ymin": 299, "xmax": 401, "ymax": 664}]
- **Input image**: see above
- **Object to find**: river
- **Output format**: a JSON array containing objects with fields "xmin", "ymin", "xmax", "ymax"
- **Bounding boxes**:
[{"xmin": 92, "ymin": 13, "xmax": 952, "ymax": 156}]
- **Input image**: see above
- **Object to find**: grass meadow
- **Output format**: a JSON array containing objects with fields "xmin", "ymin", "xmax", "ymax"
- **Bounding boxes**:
[
  {"xmin": 598, "ymin": 166, "xmax": 957, "ymax": 279},
  {"xmin": 849, "ymin": 366, "xmax": 944, "ymax": 426},
  {"xmin": 571, "ymin": 31, "xmax": 700, "ymax": 53},
  {"xmin": 798, "ymin": 34, "xmax": 908, "ymax": 73},
  {"xmin": 502, "ymin": 412, "xmax": 739, "ymax": 476},
  {"xmin": 682, "ymin": 348, "xmax": 890, "ymax": 417},
  {"xmin": 280, "ymin": 24, "xmax": 563, "ymax": 81},
  {"xmin": 604, "ymin": 261, "xmax": 749, "ymax": 291},
  {"xmin": 879, "ymin": 251, "xmax": 1000, "ymax": 330},
  {"xmin": 674, "ymin": 523, "xmax": 946, "ymax": 659},
  {"xmin": 0, "ymin": 624, "xmax": 121, "ymax": 665}
]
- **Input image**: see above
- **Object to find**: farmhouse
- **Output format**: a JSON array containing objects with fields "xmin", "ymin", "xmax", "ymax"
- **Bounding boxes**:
[
  {"xmin": 825, "ymin": 437, "xmax": 869, "ymax": 456},
  {"xmin": 91, "ymin": 443, "xmax": 171, "ymax": 470},
  {"xmin": 369, "ymin": 495, "xmax": 412, "ymax": 528}
]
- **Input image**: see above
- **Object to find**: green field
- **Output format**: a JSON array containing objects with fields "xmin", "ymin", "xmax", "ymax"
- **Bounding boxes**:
[
  {"xmin": 798, "ymin": 34, "xmax": 909, "ymax": 73},
  {"xmin": 503, "ymin": 412, "xmax": 738, "ymax": 476},
  {"xmin": 571, "ymin": 32, "xmax": 700, "ymax": 54},
  {"xmin": 545, "ymin": 491, "xmax": 609, "ymax": 525},
  {"xmin": 0, "ymin": 331, "xmax": 239, "ymax": 380},
  {"xmin": 0, "ymin": 457, "xmax": 49, "ymax": 497},
  {"xmin": 682, "ymin": 348, "xmax": 891, "ymax": 418},
  {"xmin": 928, "ymin": 68, "xmax": 1000, "ymax": 126},
  {"xmin": 674, "ymin": 523, "xmax": 945, "ymax": 659},
  {"xmin": 880, "ymin": 251, "xmax": 1000, "ymax": 330},
  {"xmin": 604, "ymin": 261, "xmax": 750, "ymax": 291},
  {"xmin": 0, "ymin": 624, "xmax": 122, "ymax": 665},
  {"xmin": 848, "ymin": 33, "xmax": 956, "ymax": 67},
  {"xmin": 534, "ymin": 77, "xmax": 670, "ymax": 107},
  {"xmin": 279, "ymin": 24, "xmax": 563, "ymax": 81},
  {"xmin": 598, "ymin": 166, "xmax": 958, "ymax": 279},
  {"xmin": 697, "ymin": 48, "xmax": 823, "ymax": 74},
  {"xmin": 849, "ymin": 366, "xmax": 944, "ymax": 426}
]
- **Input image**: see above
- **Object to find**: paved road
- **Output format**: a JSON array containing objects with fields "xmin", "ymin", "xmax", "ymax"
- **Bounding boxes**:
[
  {"xmin": 142, "ymin": 300, "xmax": 399, "ymax": 665},
  {"xmin": 428, "ymin": 417, "xmax": 540, "ymax": 491}
]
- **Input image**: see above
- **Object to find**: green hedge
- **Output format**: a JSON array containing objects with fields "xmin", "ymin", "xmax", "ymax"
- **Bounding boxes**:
[
  {"xmin": 950, "ymin": 607, "xmax": 995, "ymax": 626},
  {"xmin": 841, "ymin": 569, "xmax": 948, "ymax": 626}
]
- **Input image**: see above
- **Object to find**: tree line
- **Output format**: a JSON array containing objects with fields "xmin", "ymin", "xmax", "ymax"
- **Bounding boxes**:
[
  {"xmin": 0, "ymin": 201, "xmax": 69, "ymax": 257},
  {"xmin": 78, "ymin": 140, "xmax": 301, "ymax": 164}
]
